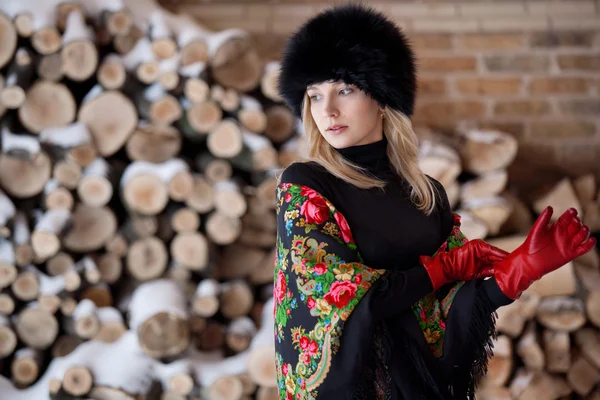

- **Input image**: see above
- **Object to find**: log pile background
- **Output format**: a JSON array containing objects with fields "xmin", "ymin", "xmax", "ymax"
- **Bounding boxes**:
[{"xmin": 0, "ymin": 0, "xmax": 597, "ymax": 399}]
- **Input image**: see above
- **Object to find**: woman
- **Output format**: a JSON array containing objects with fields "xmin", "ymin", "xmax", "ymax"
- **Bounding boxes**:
[{"xmin": 273, "ymin": 4, "xmax": 596, "ymax": 400}]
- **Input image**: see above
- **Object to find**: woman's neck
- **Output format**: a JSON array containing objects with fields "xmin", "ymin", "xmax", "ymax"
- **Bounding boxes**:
[{"xmin": 334, "ymin": 135, "xmax": 393, "ymax": 177}]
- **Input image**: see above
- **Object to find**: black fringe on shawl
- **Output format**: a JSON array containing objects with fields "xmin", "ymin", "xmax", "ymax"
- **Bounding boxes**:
[
  {"xmin": 398, "ymin": 286, "xmax": 499, "ymax": 400},
  {"xmin": 448, "ymin": 286, "xmax": 499, "ymax": 399}
]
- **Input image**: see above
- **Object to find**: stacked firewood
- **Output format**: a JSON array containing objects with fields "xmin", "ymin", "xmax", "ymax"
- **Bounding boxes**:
[
  {"xmin": 416, "ymin": 128, "xmax": 600, "ymax": 399},
  {"xmin": 0, "ymin": 0, "xmax": 287, "ymax": 399},
  {"xmin": 0, "ymin": 0, "xmax": 598, "ymax": 399}
]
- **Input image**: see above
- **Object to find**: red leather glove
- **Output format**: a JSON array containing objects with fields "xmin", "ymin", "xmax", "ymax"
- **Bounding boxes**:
[
  {"xmin": 494, "ymin": 206, "xmax": 596, "ymax": 300},
  {"xmin": 420, "ymin": 239, "xmax": 508, "ymax": 291}
]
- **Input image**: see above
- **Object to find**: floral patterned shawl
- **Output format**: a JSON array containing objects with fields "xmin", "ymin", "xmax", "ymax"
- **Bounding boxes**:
[{"xmin": 273, "ymin": 182, "xmax": 482, "ymax": 399}]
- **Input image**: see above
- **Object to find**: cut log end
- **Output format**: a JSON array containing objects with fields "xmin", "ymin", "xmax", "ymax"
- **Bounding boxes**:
[
  {"xmin": 170, "ymin": 232, "xmax": 208, "ymax": 271},
  {"xmin": 63, "ymin": 366, "xmax": 93, "ymax": 396},
  {"xmin": 31, "ymin": 27, "xmax": 62, "ymax": 55},
  {"xmin": 62, "ymin": 40, "xmax": 99, "ymax": 82},
  {"xmin": 123, "ymin": 174, "xmax": 169, "ymax": 215},
  {"xmin": 127, "ymin": 236, "xmax": 168, "ymax": 281},
  {"xmin": 19, "ymin": 81, "xmax": 76, "ymax": 134},
  {"xmin": 126, "ymin": 124, "xmax": 181, "ymax": 164},
  {"xmin": 138, "ymin": 312, "xmax": 190, "ymax": 359}
]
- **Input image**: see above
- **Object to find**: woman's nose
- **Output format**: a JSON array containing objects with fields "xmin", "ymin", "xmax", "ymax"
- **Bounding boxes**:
[{"xmin": 323, "ymin": 99, "xmax": 338, "ymax": 118}]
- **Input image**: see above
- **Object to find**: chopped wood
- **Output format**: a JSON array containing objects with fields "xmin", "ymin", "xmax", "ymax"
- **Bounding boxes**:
[
  {"xmin": 0, "ymin": 293, "xmax": 15, "ymax": 315},
  {"xmin": 128, "ymin": 279, "xmax": 190, "ymax": 358},
  {"xmin": 536, "ymin": 296, "xmax": 586, "ymax": 332},
  {"xmin": 516, "ymin": 321, "xmax": 545, "ymax": 372},
  {"xmin": 61, "ymin": 10, "xmax": 99, "ymax": 81},
  {"xmin": 170, "ymin": 232, "xmax": 209, "ymax": 271},
  {"xmin": 574, "ymin": 328, "xmax": 600, "ymax": 370},
  {"xmin": 13, "ymin": 12, "xmax": 33, "ymax": 38},
  {"xmin": 63, "ymin": 205, "xmax": 118, "ymax": 252},
  {"xmin": 11, "ymin": 347, "xmax": 42, "ymax": 387},
  {"xmin": 205, "ymin": 212, "xmax": 242, "ymax": 245},
  {"xmin": 19, "ymin": 81, "xmax": 76, "ymax": 134},
  {"xmin": 0, "ymin": 12, "xmax": 17, "ymax": 68},
  {"xmin": 207, "ymin": 119, "xmax": 244, "ymax": 159},
  {"xmin": 183, "ymin": 78, "xmax": 210, "ymax": 104},
  {"xmin": 192, "ymin": 279, "xmax": 220, "ymax": 318},
  {"xmin": 457, "ymin": 128, "xmax": 518, "ymax": 174},
  {"xmin": 543, "ymin": 330, "xmax": 571, "ymax": 373},
  {"xmin": 15, "ymin": 306, "xmax": 58, "ymax": 349},
  {"xmin": 31, "ymin": 27, "xmax": 62, "ymax": 55},
  {"xmin": 185, "ymin": 175, "xmax": 215, "ymax": 213},
  {"xmin": 261, "ymin": 62, "xmax": 283, "ymax": 102},
  {"xmin": 567, "ymin": 355, "xmax": 600, "ymax": 396},
  {"xmin": 528, "ymin": 261, "xmax": 577, "ymax": 298},
  {"xmin": 0, "ymin": 315, "xmax": 17, "ymax": 358},
  {"xmin": 208, "ymin": 375, "xmax": 244, "ymax": 400},
  {"xmin": 586, "ymin": 290, "xmax": 600, "ymax": 328},
  {"xmin": 462, "ymin": 196, "xmax": 512, "ymax": 236},
  {"xmin": 38, "ymin": 52, "xmax": 64, "ymax": 82},
  {"xmin": 63, "ymin": 365, "xmax": 94, "ymax": 396},
  {"xmin": 518, "ymin": 371, "xmax": 572, "ymax": 400},
  {"xmin": 126, "ymin": 123, "xmax": 182, "ymax": 163},
  {"xmin": 220, "ymin": 280, "xmax": 254, "ymax": 319},
  {"xmin": 264, "ymin": 105, "xmax": 295, "ymax": 144},
  {"xmin": 77, "ymin": 158, "xmax": 113, "ymax": 207},
  {"xmin": 0, "ymin": 151, "xmax": 52, "ymax": 198},
  {"xmin": 78, "ymin": 89, "xmax": 138, "ymax": 156},
  {"xmin": 455, "ymin": 210, "xmax": 488, "ymax": 240},
  {"xmin": 226, "ymin": 316, "xmax": 256, "ymax": 353},
  {"xmin": 127, "ymin": 236, "xmax": 168, "ymax": 280},
  {"xmin": 573, "ymin": 174, "xmax": 597, "ymax": 204},
  {"xmin": 98, "ymin": 54, "xmax": 127, "ymax": 90},
  {"xmin": 533, "ymin": 177, "xmax": 583, "ymax": 222}
]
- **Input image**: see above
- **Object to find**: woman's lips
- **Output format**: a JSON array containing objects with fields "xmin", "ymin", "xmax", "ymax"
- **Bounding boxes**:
[{"xmin": 328, "ymin": 126, "xmax": 347, "ymax": 134}]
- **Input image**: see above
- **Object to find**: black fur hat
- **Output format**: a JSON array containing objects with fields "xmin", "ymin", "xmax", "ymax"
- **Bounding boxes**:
[{"xmin": 277, "ymin": 3, "xmax": 417, "ymax": 119}]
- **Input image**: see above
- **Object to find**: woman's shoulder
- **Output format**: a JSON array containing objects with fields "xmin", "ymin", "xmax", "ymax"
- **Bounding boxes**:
[{"xmin": 278, "ymin": 161, "xmax": 331, "ymax": 193}]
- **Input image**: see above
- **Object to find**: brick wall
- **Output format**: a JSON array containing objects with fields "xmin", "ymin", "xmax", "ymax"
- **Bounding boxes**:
[{"xmin": 161, "ymin": 0, "xmax": 600, "ymax": 184}]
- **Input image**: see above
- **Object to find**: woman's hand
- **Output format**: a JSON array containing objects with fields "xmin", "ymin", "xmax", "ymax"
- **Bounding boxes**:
[
  {"xmin": 420, "ymin": 239, "xmax": 509, "ymax": 291},
  {"xmin": 493, "ymin": 206, "xmax": 596, "ymax": 299}
]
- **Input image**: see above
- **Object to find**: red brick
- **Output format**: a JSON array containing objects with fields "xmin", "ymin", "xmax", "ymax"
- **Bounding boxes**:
[
  {"xmin": 530, "ymin": 121, "xmax": 596, "ymax": 138},
  {"xmin": 557, "ymin": 55, "xmax": 600, "ymax": 71},
  {"xmin": 494, "ymin": 100, "xmax": 551, "ymax": 116},
  {"xmin": 529, "ymin": 77, "xmax": 590, "ymax": 94},
  {"xmin": 410, "ymin": 34, "xmax": 453, "ymax": 51},
  {"xmin": 559, "ymin": 100, "xmax": 600, "ymax": 116},
  {"xmin": 456, "ymin": 77, "xmax": 522, "ymax": 95},
  {"xmin": 415, "ymin": 100, "xmax": 486, "ymax": 120},
  {"xmin": 530, "ymin": 31, "xmax": 596, "ymax": 48},
  {"xmin": 458, "ymin": 34, "xmax": 524, "ymax": 50},
  {"xmin": 417, "ymin": 78, "xmax": 446, "ymax": 95},
  {"xmin": 485, "ymin": 55, "xmax": 550, "ymax": 72},
  {"xmin": 478, "ymin": 121, "xmax": 526, "ymax": 138},
  {"xmin": 419, "ymin": 56, "xmax": 477, "ymax": 72}
]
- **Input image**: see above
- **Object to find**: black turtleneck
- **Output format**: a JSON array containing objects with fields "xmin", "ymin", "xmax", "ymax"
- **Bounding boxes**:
[{"xmin": 279, "ymin": 135, "xmax": 453, "ymax": 271}]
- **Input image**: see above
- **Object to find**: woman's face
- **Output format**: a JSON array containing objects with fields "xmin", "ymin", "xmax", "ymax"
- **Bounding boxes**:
[{"xmin": 306, "ymin": 80, "xmax": 384, "ymax": 149}]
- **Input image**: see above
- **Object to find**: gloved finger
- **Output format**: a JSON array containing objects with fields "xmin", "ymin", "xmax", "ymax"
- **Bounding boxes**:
[
  {"xmin": 556, "ymin": 207, "xmax": 577, "ymax": 228},
  {"xmin": 479, "ymin": 245, "xmax": 509, "ymax": 262},
  {"xmin": 532, "ymin": 206, "xmax": 553, "ymax": 234},
  {"xmin": 574, "ymin": 237, "xmax": 597, "ymax": 259},
  {"xmin": 473, "ymin": 267, "xmax": 494, "ymax": 280},
  {"xmin": 567, "ymin": 216, "xmax": 582, "ymax": 236},
  {"xmin": 572, "ymin": 225, "xmax": 591, "ymax": 247}
]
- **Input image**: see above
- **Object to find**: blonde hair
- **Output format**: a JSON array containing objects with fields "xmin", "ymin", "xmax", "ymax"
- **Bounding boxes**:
[{"xmin": 280, "ymin": 93, "xmax": 440, "ymax": 216}]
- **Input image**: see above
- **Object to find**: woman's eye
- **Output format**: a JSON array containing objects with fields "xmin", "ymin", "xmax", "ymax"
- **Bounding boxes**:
[
  {"xmin": 340, "ymin": 88, "xmax": 353, "ymax": 95},
  {"xmin": 309, "ymin": 94, "xmax": 320, "ymax": 101}
]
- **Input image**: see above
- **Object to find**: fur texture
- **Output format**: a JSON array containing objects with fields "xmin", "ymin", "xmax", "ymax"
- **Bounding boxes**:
[{"xmin": 277, "ymin": 3, "xmax": 417, "ymax": 119}]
